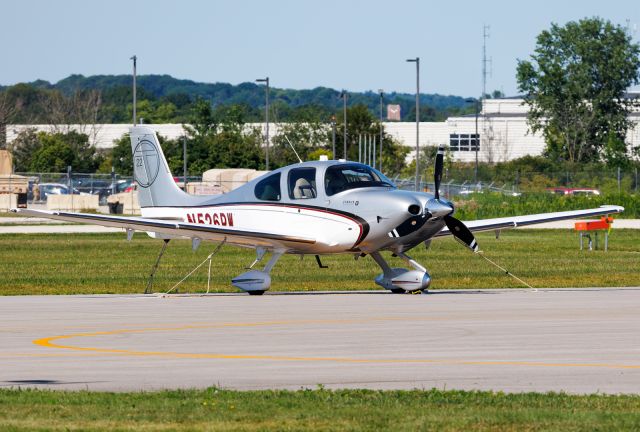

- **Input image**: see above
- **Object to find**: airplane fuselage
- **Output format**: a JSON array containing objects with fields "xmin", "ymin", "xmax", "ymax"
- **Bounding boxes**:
[{"xmin": 141, "ymin": 186, "xmax": 448, "ymax": 255}]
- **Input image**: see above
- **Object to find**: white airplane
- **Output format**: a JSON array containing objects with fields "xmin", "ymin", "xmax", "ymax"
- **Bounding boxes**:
[{"xmin": 14, "ymin": 126, "xmax": 623, "ymax": 295}]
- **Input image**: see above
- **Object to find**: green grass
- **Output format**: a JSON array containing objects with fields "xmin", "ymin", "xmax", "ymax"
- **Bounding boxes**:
[
  {"xmin": 1, "ymin": 387, "xmax": 640, "ymax": 431},
  {"xmin": 0, "ymin": 229, "xmax": 638, "ymax": 295},
  {"xmin": 454, "ymin": 192, "xmax": 640, "ymax": 219}
]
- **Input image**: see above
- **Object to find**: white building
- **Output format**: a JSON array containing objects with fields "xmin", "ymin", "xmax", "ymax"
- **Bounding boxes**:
[
  {"xmin": 389, "ymin": 96, "xmax": 640, "ymax": 163},
  {"xmin": 5, "ymin": 96, "xmax": 640, "ymax": 162}
]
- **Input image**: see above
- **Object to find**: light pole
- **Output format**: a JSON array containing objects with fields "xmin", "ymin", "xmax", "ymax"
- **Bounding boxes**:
[
  {"xmin": 256, "ymin": 77, "xmax": 270, "ymax": 170},
  {"xmin": 183, "ymin": 135, "xmax": 188, "ymax": 189},
  {"xmin": 340, "ymin": 90, "xmax": 348, "ymax": 159},
  {"xmin": 378, "ymin": 89, "xmax": 384, "ymax": 172},
  {"xmin": 331, "ymin": 115, "xmax": 336, "ymax": 160},
  {"xmin": 130, "ymin": 55, "xmax": 137, "ymax": 126},
  {"xmin": 465, "ymin": 98, "xmax": 480, "ymax": 183},
  {"xmin": 406, "ymin": 57, "xmax": 420, "ymax": 191}
]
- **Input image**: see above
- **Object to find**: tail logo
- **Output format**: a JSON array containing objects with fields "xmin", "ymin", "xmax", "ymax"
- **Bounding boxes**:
[{"xmin": 133, "ymin": 139, "xmax": 160, "ymax": 188}]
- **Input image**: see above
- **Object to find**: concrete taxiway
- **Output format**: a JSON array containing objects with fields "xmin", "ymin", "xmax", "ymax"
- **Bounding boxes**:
[{"xmin": 1, "ymin": 288, "xmax": 640, "ymax": 394}]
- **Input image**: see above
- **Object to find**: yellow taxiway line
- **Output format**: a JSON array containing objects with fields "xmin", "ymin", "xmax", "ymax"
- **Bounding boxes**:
[{"xmin": 31, "ymin": 317, "xmax": 640, "ymax": 370}]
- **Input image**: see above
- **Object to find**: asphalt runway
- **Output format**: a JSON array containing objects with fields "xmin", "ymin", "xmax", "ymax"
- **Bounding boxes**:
[{"xmin": 2, "ymin": 288, "xmax": 640, "ymax": 394}]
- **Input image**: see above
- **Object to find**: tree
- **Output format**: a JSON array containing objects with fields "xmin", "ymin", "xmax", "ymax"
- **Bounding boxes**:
[
  {"xmin": 38, "ymin": 131, "xmax": 103, "ymax": 172},
  {"xmin": 110, "ymin": 134, "xmax": 133, "ymax": 175},
  {"xmin": 179, "ymin": 101, "xmax": 265, "ymax": 174},
  {"xmin": 517, "ymin": 18, "xmax": 640, "ymax": 164},
  {"xmin": 333, "ymin": 105, "xmax": 378, "ymax": 161},
  {"xmin": 401, "ymin": 145, "xmax": 450, "ymax": 182},
  {"xmin": 8, "ymin": 130, "xmax": 101, "ymax": 173},
  {"xmin": 0, "ymin": 91, "xmax": 22, "ymax": 148},
  {"xmin": 332, "ymin": 104, "xmax": 409, "ymax": 176},
  {"xmin": 380, "ymin": 139, "xmax": 410, "ymax": 177},
  {"xmin": 270, "ymin": 119, "xmax": 331, "ymax": 167},
  {"xmin": 404, "ymin": 105, "xmax": 441, "ymax": 122},
  {"xmin": 7, "ymin": 129, "xmax": 40, "ymax": 171},
  {"xmin": 126, "ymin": 99, "xmax": 178, "ymax": 124},
  {"xmin": 29, "ymin": 140, "xmax": 75, "ymax": 172},
  {"xmin": 184, "ymin": 98, "xmax": 216, "ymax": 138},
  {"xmin": 37, "ymin": 89, "xmax": 102, "ymax": 132}
]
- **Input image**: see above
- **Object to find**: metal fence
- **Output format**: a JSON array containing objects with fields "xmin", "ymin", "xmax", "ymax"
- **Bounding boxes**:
[
  {"xmin": 9, "ymin": 172, "xmax": 202, "ymax": 205},
  {"xmin": 395, "ymin": 179, "xmax": 521, "ymax": 196},
  {"xmin": 394, "ymin": 167, "xmax": 640, "ymax": 196},
  {"xmin": 3, "ymin": 166, "xmax": 639, "ymax": 208}
]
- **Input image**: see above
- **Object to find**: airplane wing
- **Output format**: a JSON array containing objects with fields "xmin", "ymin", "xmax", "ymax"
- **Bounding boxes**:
[
  {"xmin": 11, "ymin": 209, "xmax": 315, "ymax": 249},
  {"xmin": 435, "ymin": 205, "xmax": 624, "ymax": 237}
]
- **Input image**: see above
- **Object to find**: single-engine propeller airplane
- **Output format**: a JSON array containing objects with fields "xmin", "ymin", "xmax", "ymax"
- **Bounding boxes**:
[{"xmin": 14, "ymin": 126, "xmax": 624, "ymax": 294}]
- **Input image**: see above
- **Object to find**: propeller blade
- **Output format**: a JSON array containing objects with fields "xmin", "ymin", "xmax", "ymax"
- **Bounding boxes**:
[
  {"xmin": 444, "ymin": 215, "xmax": 479, "ymax": 253},
  {"xmin": 434, "ymin": 146, "xmax": 444, "ymax": 200}
]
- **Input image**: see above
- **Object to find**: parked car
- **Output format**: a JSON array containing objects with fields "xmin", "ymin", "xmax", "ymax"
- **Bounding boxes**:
[
  {"xmin": 547, "ymin": 187, "xmax": 600, "ymax": 196},
  {"xmin": 458, "ymin": 188, "xmax": 482, "ymax": 195},
  {"xmin": 114, "ymin": 179, "xmax": 134, "ymax": 193},
  {"xmin": 123, "ymin": 181, "xmax": 137, "ymax": 193},
  {"xmin": 74, "ymin": 178, "xmax": 112, "ymax": 195},
  {"xmin": 37, "ymin": 183, "xmax": 84, "ymax": 200}
]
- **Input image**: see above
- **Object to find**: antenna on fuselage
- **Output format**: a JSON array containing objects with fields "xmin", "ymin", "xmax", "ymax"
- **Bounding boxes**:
[{"xmin": 284, "ymin": 135, "xmax": 303, "ymax": 164}]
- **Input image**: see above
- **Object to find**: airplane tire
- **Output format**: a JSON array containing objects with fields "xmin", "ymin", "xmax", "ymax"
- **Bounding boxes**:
[
  {"xmin": 390, "ymin": 288, "xmax": 406, "ymax": 294},
  {"xmin": 248, "ymin": 290, "xmax": 265, "ymax": 296}
]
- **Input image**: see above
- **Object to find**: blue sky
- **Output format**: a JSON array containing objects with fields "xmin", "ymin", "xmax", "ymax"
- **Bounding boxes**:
[{"xmin": 2, "ymin": 0, "xmax": 639, "ymax": 97}]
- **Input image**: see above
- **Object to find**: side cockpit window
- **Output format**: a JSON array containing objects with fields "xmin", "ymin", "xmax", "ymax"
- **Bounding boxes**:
[
  {"xmin": 254, "ymin": 173, "xmax": 281, "ymax": 201},
  {"xmin": 325, "ymin": 164, "xmax": 395, "ymax": 196},
  {"xmin": 288, "ymin": 168, "xmax": 317, "ymax": 199}
]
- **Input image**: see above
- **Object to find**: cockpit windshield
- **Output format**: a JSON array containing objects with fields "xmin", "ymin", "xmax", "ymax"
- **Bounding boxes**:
[{"xmin": 324, "ymin": 164, "xmax": 396, "ymax": 196}]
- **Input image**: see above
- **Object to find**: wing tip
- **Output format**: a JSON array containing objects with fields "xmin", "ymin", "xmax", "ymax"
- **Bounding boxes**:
[{"xmin": 601, "ymin": 205, "xmax": 625, "ymax": 213}]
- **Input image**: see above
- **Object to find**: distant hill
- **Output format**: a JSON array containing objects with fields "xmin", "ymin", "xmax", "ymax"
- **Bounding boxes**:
[
  {"xmin": 40, "ymin": 75, "xmax": 469, "ymax": 117},
  {"xmin": 2, "ymin": 74, "xmax": 474, "ymax": 123}
]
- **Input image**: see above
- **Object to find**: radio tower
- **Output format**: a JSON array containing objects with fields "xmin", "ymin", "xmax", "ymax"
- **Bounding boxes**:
[
  {"xmin": 477, "ymin": 25, "xmax": 491, "ymax": 182},
  {"xmin": 482, "ymin": 25, "xmax": 491, "ymax": 101}
]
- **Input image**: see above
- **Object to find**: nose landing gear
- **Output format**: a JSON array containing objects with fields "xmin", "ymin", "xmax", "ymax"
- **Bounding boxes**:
[{"xmin": 370, "ymin": 251, "xmax": 431, "ymax": 293}]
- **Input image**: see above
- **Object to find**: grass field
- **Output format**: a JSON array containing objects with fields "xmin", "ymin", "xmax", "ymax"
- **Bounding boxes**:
[
  {"xmin": 1, "ymin": 387, "xmax": 640, "ymax": 431},
  {"xmin": 0, "ymin": 229, "xmax": 638, "ymax": 295}
]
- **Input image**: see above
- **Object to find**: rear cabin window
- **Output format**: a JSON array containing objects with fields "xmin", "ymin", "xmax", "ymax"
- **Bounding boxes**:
[
  {"xmin": 254, "ymin": 173, "xmax": 281, "ymax": 201},
  {"xmin": 288, "ymin": 168, "xmax": 317, "ymax": 199}
]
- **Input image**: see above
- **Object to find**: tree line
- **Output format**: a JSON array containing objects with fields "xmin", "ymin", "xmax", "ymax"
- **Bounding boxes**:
[
  {"xmin": 0, "ymin": 74, "xmax": 472, "ymax": 125},
  {"xmin": 6, "ymin": 99, "xmax": 410, "ymax": 177}
]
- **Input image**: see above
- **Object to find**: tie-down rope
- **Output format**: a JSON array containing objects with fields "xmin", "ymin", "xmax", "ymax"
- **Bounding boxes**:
[
  {"xmin": 163, "ymin": 238, "xmax": 227, "ymax": 295},
  {"xmin": 476, "ymin": 251, "xmax": 535, "ymax": 289}
]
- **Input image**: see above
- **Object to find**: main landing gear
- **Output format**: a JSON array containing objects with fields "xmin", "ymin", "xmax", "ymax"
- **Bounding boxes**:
[
  {"xmin": 370, "ymin": 251, "xmax": 431, "ymax": 294},
  {"xmin": 232, "ymin": 247, "xmax": 284, "ymax": 295}
]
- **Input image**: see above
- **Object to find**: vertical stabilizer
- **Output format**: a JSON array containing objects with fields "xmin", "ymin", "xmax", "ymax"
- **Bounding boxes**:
[{"xmin": 130, "ymin": 126, "xmax": 196, "ymax": 208}]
